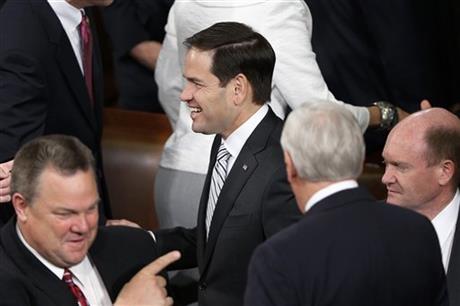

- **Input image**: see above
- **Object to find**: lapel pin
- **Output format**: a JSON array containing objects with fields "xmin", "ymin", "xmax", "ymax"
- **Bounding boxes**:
[{"xmin": 242, "ymin": 164, "xmax": 248, "ymax": 171}]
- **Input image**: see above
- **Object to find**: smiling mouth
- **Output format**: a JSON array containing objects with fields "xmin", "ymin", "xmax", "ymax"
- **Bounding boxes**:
[{"xmin": 189, "ymin": 106, "xmax": 202, "ymax": 113}]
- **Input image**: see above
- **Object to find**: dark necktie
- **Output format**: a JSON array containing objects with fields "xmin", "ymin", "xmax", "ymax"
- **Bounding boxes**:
[
  {"xmin": 205, "ymin": 143, "xmax": 231, "ymax": 238},
  {"xmin": 79, "ymin": 11, "xmax": 94, "ymax": 105},
  {"xmin": 62, "ymin": 268, "xmax": 90, "ymax": 306}
]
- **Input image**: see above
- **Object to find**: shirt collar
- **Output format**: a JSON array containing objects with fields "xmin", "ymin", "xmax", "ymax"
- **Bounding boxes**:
[
  {"xmin": 432, "ymin": 189, "xmax": 460, "ymax": 250},
  {"xmin": 47, "ymin": 0, "xmax": 83, "ymax": 33},
  {"xmin": 223, "ymin": 104, "xmax": 268, "ymax": 158},
  {"xmin": 16, "ymin": 223, "xmax": 90, "ymax": 281},
  {"xmin": 305, "ymin": 180, "xmax": 359, "ymax": 212}
]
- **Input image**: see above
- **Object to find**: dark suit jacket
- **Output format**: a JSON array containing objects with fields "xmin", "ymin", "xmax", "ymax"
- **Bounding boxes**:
[
  {"xmin": 245, "ymin": 187, "xmax": 448, "ymax": 306},
  {"xmin": 447, "ymin": 199, "xmax": 460, "ymax": 306},
  {"xmin": 0, "ymin": 219, "xmax": 158, "ymax": 306},
  {"xmin": 101, "ymin": 0, "xmax": 173, "ymax": 112},
  {"xmin": 0, "ymin": 0, "xmax": 110, "ymax": 223},
  {"xmin": 156, "ymin": 108, "xmax": 302, "ymax": 306},
  {"xmin": 304, "ymin": 0, "xmax": 456, "ymax": 152}
]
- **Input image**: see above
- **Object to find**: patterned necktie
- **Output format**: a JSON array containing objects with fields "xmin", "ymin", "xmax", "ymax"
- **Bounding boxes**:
[
  {"xmin": 62, "ymin": 268, "xmax": 90, "ymax": 306},
  {"xmin": 206, "ymin": 143, "xmax": 231, "ymax": 238},
  {"xmin": 79, "ymin": 11, "xmax": 94, "ymax": 105}
]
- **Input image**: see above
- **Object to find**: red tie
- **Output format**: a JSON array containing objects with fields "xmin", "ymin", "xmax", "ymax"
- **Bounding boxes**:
[
  {"xmin": 79, "ymin": 11, "xmax": 94, "ymax": 105},
  {"xmin": 62, "ymin": 268, "xmax": 90, "ymax": 306}
]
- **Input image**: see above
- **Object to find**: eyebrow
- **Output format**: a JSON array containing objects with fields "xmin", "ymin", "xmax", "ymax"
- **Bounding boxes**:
[
  {"xmin": 183, "ymin": 74, "xmax": 204, "ymax": 84},
  {"xmin": 53, "ymin": 200, "xmax": 100, "ymax": 213}
]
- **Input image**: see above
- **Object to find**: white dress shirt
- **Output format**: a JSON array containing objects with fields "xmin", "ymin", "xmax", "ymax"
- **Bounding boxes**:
[
  {"xmin": 47, "ymin": 0, "xmax": 84, "ymax": 73},
  {"xmin": 17, "ymin": 225, "xmax": 112, "ymax": 306},
  {"xmin": 222, "ymin": 104, "xmax": 269, "ymax": 172},
  {"xmin": 304, "ymin": 180, "xmax": 359, "ymax": 212},
  {"xmin": 432, "ymin": 189, "xmax": 460, "ymax": 271}
]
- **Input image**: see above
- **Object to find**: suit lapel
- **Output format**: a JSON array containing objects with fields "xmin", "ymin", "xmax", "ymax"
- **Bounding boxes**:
[
  {"xmin": 88, "ymin": 231, "xmax": 118, "ymax": 302},
  {"xmin": 31, "ymin": 0, "xmax": 98, "ymax": 133},
  {"xmin": 198, "ymin": 109, "xmax": 279, "ymax": 273},
  {"xmin": 0, "ymin": 220, "xmax": 78, "ymax": 306}
]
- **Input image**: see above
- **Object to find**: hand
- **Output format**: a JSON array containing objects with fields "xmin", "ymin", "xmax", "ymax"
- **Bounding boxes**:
[
  {"xmin": 420, "ymin": 99, "xmax": 432, "ymax": 110},
  {"xmin": 396, "ymin": 107, "xmax": 409, "ymax": 122},
  {"xmin": 0, "ymin": 160, "xmax": 14, "ymax": 203},
  {"xmin": 114, "ymin": 251, "xmax": 181, "ymax": 306},
  {"xmin": 106, "ymin": 218, "xmax": 142, "ymax": 228},
  {"xmin": 130, "ymin": 40, "xmax": 162, "ymax": 71}
]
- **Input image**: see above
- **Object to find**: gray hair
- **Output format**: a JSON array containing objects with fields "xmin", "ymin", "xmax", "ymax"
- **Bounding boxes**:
[
  {"xmin": 281, "ymin": 103, "xmax": 365, "ymax": 181},
  {"xmin": 11, "ymin": 135, "xmax": 96, "ymax": 203}
]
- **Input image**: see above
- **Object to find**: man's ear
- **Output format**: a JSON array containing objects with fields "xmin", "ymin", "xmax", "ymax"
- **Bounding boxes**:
[
  {"xmin": 12, "ymin": 193, "xmax": 29, "ymax": 222},
  {"xmin": 284, "ymin": 150, "xmax": 298, "ymax": 184},
  {"xmin": 232, "ymin": 73, "xmax": 249, "ymax": 105},
  {"xmin": 437, "ymin": 159, "xmax": 455, "ymax": 186}
]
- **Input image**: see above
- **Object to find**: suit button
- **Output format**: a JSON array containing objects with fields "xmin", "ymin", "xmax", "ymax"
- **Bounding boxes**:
[{"xmin": 199, "ymin": 282, "xmax": 207, "ymax": 291}]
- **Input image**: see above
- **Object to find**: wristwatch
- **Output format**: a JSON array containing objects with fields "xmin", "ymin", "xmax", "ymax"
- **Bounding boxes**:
[{"xmin": 373, "ymin": 101, "xmax": 398, "ymax": 130}]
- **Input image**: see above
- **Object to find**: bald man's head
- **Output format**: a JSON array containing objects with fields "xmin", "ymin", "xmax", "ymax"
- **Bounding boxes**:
[{"xmin": 382, "ymin": 108, "xmax": 460, "ymax": 219}]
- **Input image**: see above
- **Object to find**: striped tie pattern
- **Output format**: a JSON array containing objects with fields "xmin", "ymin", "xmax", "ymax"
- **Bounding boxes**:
[
  {"xmin": 206, "ymin": 143, "xmax": 231, "ymax": 238},
  {"xmin": 62, "ymin": 269, "xmax": 90, "ymax": 306}
]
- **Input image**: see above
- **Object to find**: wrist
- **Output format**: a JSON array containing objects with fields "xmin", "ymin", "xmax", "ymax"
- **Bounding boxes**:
[{"xmin": 373, "ymin": 101, "xmax": 398, "ymax": 130}]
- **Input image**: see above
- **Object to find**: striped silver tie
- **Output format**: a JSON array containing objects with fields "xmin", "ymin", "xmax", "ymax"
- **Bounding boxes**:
[{"xmin": 206, "ymin": 142, "xmax": 231, "ymax": 238}]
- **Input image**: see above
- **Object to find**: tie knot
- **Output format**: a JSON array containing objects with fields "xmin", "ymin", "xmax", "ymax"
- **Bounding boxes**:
[
  {"xmin": 62, "ymin": 268, "xmax": 73, "ymax": 283},
  {"xmin": 217, "ymin": 143, "xmax": 231, "ymax": 162}
]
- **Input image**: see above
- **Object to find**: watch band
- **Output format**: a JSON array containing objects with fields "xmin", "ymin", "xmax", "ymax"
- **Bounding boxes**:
[{"xmin": 373, "ymin": 101, "xmax": 398, "ymax": 130}]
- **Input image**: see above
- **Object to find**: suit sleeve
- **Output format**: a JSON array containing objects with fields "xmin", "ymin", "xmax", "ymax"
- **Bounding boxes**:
[
  {"xmin": 154, "ymin": 226, "xmax": 198, "ymax": 271},
  {"xmin": 359, "ymin": 0, "xmax": 450, "ymax": 111},
  {"xmin": 245, "ymin": 243, "xmax": 298, "ymax": 306},
  {"xmin": 101, "ymin": 0, "xmax": 150, "ymax": 59},
  {"xmin": 261, "ymin": 166, "xmax": 302, "ymax": 238},
  {"xmin": 0, "ymin": 11, "xmax": 48, "ymax": 162},
  {"xmin": 101, "ymin": 0, "xmax": 172, "ymax": 59}
]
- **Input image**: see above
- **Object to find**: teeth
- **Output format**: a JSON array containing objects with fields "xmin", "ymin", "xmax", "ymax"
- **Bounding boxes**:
[{"xmin": 190, "ymin": 107, "xmax": 202, "ymax": 113}]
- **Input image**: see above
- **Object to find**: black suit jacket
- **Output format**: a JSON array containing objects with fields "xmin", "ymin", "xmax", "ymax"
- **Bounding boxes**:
[
  {"xmin": 157, "ymin": 108, "xmax": 302, "ymax": 306},
  {"xmin": 447, "ymin": 200, "xmax": 460, "ymax": 306},
  {"xmin": 245, "ymin": 187, "xmax": 448, "ymax": 306},
  {"xmin": 0, "ymin": 219, "xmax": 158, "ymax": 305},
  {"xmin": 0, "ymin": 0, "xmax": 110, "ymax": 222},
  {"xmin": 304, "ymin": 0, "xmax": 456, "ymax": 152},
  {"xmin": 101, "ymin": 0, "xmax": 173, "ymax": 112}
]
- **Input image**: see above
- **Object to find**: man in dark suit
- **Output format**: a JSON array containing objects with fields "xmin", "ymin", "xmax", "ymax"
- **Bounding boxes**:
[
  {"xmin": 382, "ymin": 107, "xmax": 460, "ymax": 306},
  {"xmin": 304, "ymin": 0, "xmax": 456, "ymax": 153},
  {"xmin": 0, "ymin": 0, "xmax": 112, "ymax": 224},
  {"xmin": 245, "ymin": 103, "xmax": 447, "ymax": 306},
  {"xmin": 0, "ymin": 135, "xmax": 178, "ymax": 306},
  {"xmin": 154, "ymin": 22, "xmax": 301, "ymax": 306},
  {"xmin": 101, "ymin": 0, "xmax": 173, "ymax": 112}
]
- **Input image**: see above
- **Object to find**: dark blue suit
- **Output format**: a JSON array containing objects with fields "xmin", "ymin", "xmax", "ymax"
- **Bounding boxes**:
[
  {"xmin": 156, "ymin": 108, "xmax": 302, "ymax": 306},
  {"xmin": 245, "ymin": 187, "xmax": 448, "ymax": 306}
]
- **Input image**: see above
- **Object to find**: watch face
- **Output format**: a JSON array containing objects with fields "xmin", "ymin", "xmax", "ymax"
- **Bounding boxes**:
[{"xmin": 374, "ymin": 101, "xmax": 396, "ymax": 130}]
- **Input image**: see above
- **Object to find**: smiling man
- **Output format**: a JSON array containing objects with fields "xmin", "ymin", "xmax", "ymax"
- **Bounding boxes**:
[
  {"xmin": 155, "ymin": 22, "xmax": 301, "ymax": 306},
  {"xmin": 0, "ymin": 135, "xmax": 178, "ymax": 306},
  {"xmin": 382, "ymin": 108, "xmax": 460, "ymax": 305}
]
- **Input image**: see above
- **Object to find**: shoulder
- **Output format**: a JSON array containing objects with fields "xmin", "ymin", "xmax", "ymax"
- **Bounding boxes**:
[
  {"xmin": 0, "ymin": 250, "xmax": 34, "ymax": 305},
  {"xmin": 91, "ymin": 226, "xmax": 157, "ymax": 259}
]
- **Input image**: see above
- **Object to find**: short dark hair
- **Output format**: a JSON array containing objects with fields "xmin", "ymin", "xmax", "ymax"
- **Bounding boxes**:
[
  {"xmin": 424, "ymin": 126, "xmax": 460, "ymax": 187},
  {"xmin": 184, "ymin": 22, "xmax": 276, "ymax": 105},
  {"xmin": 11, "ymin": 135, "xmax": 96, "ymax": 203}
]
